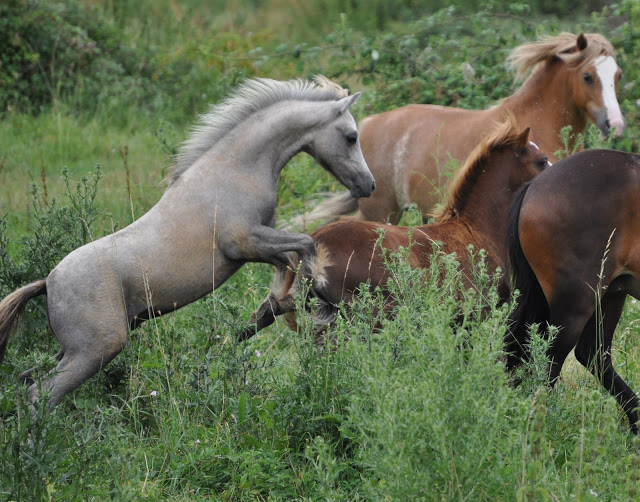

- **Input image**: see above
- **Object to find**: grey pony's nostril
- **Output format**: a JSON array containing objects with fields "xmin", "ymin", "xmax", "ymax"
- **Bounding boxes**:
[
  {"xmin": 605, "ymin": 119, "xmax": 611, "ymax": 129},
  {"xmin": 371, "ymin": 180, "xmax": 376, "ymax": 192}
]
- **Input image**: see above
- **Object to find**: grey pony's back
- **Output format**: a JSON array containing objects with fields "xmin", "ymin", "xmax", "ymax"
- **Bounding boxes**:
[
  {"xmin": 283, "ymin": 191, "xmax": 358, "ymax": 231},
  {"xmin": 0, "ymin": 279, "xmax": 47, "ymax": 365}
]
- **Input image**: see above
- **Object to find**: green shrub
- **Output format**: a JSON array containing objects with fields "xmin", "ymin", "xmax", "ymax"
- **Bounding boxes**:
[{"xmin": 0, "ymin": 0, "xmax": 133, "ymax": 113}]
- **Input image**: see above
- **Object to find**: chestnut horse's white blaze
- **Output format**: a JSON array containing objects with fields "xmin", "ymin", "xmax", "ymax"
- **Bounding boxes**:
[
  {"xmin": 0, "ymin": 75, "xmax": 375, "ymax": 410},
  {"xmin": 529, "ymin": 141, "xmax": 553, "ymax": 167},
  {"xmin": 290, "ymin": 32, "xmax": 624, "ymax": 226},
  {"xmin": 593, "ymin": 55, "xmax": 624, "ymax": 136}
]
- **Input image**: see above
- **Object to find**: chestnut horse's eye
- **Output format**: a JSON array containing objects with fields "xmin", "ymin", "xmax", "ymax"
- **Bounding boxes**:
[
  {"xmin": 346, "ymin": 131, "xmax": 358, "ymax": 145},
  {"xmin": 537, "ymin": 156, "xmax": 549, "ymax": 169},
  {"xmin": 583, "ymin": 73, "xmax": 594, "ymax": 85}
]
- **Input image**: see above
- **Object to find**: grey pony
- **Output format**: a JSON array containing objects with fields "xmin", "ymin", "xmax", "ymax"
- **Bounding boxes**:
[{"xmin": 0, "ymin": 75, "xmax": 375, "ymax": 409}]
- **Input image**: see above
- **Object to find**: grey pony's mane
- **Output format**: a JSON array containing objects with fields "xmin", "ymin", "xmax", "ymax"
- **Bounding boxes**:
[{"xmin": 167, "ymin": 75, "xmax": 349, "ymax": 186}]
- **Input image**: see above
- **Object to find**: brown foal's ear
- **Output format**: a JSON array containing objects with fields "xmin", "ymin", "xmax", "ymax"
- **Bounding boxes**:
[
  {"xmin": 517, "ymin": 126, "xmax": 531, "ymax": 148},
  {"xmin": 576, "ymin": 33, "xmax": 588, "ymax": 52}
]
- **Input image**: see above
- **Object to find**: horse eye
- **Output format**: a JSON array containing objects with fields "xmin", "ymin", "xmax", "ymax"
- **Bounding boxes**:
[
  {"xmin": 346, "ymin": 131, "xmax": 358, "ymax": 145},
  {"xmin": 583, "ymin": 73, "xmax": 594, "ymax": 85},
  {"xmin": 537, "ymin": 157, "xmax": 549, "ymax": 169}
]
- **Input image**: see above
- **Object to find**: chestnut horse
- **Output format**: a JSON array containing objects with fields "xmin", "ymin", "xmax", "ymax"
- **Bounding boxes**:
[
  {"xmin": 294, "ymin": 32, "xmax": 623, "ymax": 226},
  {"xmin": 507, "ymin": 149, "xmax": 640, "ymax": 433},
  {"xmin": 240, "ymin": 118, "xmax": 549, "ymax": 340},
  {"xmin": 0, "ymin": 76, "xmax": 375, "ymax": 410}
]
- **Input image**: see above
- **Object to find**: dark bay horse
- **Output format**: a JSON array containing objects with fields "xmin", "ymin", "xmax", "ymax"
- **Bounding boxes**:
[
  {"xmin": 0, "ymin": 76, "xmax": 375, "ymax": 410},
  {"xmin": 240, "ymin": 118, "xmax": 549, "ymax": 340},
  {"xmin": 507, "ymin": 149, "xmax": 640, "ymax": 433},
  {"xmin": 294, "ymin": 32, "xmax": 623, "ymax": 227}
]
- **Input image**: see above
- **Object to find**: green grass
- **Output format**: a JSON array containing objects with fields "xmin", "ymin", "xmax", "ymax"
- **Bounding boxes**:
[
  {"xmin": 3, "ymin": 0, "xmax": 640, "ymax": 500},
  {"xmin": 3, "ymin": 239, "xmax": 640, "ymax": 499},
  {"xmin": 0, "ymin": 109, "xmax": 167, "ymax": 237}
]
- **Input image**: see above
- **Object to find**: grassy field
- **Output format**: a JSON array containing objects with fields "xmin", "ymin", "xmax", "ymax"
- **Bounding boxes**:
[{"xmin": 2, "ymin": 1, "xmax": 640, "ymax": 500}]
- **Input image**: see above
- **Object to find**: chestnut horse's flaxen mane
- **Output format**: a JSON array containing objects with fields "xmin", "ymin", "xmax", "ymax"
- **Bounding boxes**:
[
  {"xmin": 506, "ymin": 32, "xmax": 615, "ymax": 82},
  {"xmin": 432, "ymin": 115, "xmax": 523, "ymax": 222},
  {"xmin": 168, "ymin": 75, "xmax": 348, "ymax": 186}
]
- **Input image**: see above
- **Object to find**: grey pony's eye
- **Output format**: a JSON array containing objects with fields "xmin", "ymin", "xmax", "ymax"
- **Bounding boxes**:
[{"xmin": 346, "ymin": 131, "xmax": 358, "ymax": 145}]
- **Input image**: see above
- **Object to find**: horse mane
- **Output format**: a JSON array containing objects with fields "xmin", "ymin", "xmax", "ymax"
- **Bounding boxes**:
[
  {"xmin": 167, "ymin": 75, "xmax": 349, "ymax": 186},
  {"xmin": 432, "ymin": 114, "xmax": 521, "ymax": 222},
  {"xmin": 507, "ymin": 32, "xmax": 615, "ymax": 82}
]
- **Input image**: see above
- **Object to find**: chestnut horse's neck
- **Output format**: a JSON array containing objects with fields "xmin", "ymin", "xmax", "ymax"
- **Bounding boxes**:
[{"xmin": 501, "ymin": 60, "xmax": 586, "ymax": 160}]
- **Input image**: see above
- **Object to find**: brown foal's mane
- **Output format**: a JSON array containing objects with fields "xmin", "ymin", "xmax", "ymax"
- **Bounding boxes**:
[{"xmin": 432, "ymin": 114, "xmax": 523, "ymax": 222}]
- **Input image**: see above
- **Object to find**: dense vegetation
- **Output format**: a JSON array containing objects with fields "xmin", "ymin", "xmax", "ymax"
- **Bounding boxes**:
[{"xmin": 1, "ymin": 0, "xmax": 640, "ymax": 499}]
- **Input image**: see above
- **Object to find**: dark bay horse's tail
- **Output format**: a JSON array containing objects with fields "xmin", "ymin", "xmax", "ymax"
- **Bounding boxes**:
[
  {"xmin": 505, "ymin": 182, "xmax": 550, "ymax": 370},
  {"xmin": 0, "ymin": 279, "xmax": 47, "ymax": 365}
]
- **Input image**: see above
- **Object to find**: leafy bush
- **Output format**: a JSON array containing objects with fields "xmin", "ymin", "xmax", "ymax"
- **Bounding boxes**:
[
  {"xmin": 0, "ymin": 0, "xmax": 134, "ymax": 113},
  {"xmin": 0, "ymin": 0, "xmax": 250, "ymax": 122}
]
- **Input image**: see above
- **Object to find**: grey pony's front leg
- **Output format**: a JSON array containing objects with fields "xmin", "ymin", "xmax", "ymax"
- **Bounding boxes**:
[
  {"xmin": 237, "ymin": 291, "xmax": 296, "ymax": 341},
  {"xmin": 228, "ymin": 225, "xmax": 319, "ymax": 339},
  {"xmin": 229, "ymin": 225, "xmax": 318, "ymax": 284}
]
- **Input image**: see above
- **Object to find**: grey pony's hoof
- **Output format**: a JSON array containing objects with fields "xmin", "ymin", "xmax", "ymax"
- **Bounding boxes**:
[{"xmin": 237, "ymin": 325, "xmax": 259, "ymax": 342}]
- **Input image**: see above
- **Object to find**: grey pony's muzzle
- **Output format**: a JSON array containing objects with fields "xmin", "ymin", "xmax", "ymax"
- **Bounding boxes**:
[{"xmin": 350, "ymin": 176, "xmax": 376, "ymax": 198}]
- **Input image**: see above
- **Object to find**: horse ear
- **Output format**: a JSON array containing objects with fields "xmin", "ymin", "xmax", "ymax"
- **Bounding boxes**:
[
  {"xmin": 576, "ymin": 33, "xmax": 588, "ymax": 51},
  {"xmin": 517, "ymin": 126, "xmax": 531, "ymax": 148},
  {"xmin": 337, "ymin": 92, "xmax": 362, "ymax": 114}
]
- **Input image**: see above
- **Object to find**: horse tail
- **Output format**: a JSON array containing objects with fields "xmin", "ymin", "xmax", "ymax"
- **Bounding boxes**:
[
  {"xmin": 506, "ymin": 183, "xmax": 549, "ymax": 370},
  {"xmin": 0, "ymin": 279, "xmax": 47, "ymax": 366},
  {"xmin": 281, "ymin": 191, "xmax": 358, "ymax": 231}
]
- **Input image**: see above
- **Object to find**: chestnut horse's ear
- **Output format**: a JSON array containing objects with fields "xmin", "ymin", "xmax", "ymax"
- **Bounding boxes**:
[
  {"xmin": 517, "ymin": 126, "xmax": 531, "ymax": 148},
  {"xmin": 576, "ymin": 33, "xmax": 588, "ymax": 51},
  {"xmin": 337, "ymin": 92, "xmax": 362, "ymax": 114}
]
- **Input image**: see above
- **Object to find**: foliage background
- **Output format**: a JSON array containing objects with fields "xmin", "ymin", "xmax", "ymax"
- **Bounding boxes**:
[{"xmin": 1, "ymin": 0, "xmax": 640, "ymax": 499}]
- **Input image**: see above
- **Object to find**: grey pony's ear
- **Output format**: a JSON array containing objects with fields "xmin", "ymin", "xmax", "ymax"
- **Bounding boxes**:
[{"xmin": 337, "ymin": 92, "xmax": 362, "ymax": 114}]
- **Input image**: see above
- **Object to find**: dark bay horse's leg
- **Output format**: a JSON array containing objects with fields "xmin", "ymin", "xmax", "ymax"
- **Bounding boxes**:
[
  {"xmin": 545, "ymin": 286, "xmax": 596, "ymax": 385},
  {"xmin": 574, "ymin": 292, "xmax": 639, "ymax": 432}
]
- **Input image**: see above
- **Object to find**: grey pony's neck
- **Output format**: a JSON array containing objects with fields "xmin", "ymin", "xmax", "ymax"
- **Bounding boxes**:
[{"xmin": 220, "ymin": 99, "xmax": 333, "ymax": 183}]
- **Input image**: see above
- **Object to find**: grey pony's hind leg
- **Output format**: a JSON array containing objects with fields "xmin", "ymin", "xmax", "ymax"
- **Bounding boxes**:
[
  {"xmin": 19, "ymin": 350, "xmax": 64, "ymax": 387},
  {"xmin": 28, "ymin": 344, "xmax": 126, "ymax": 410},
  {"xmin": 28, "ymin": 301, "xmax": 129, "ymax": 408}
]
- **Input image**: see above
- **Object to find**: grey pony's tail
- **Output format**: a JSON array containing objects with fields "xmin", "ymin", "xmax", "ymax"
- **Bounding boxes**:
[
  {"xmin": 0, "ymin": 279, "xmax": 47, "ymax": 366},
  {"xmin": 281, "ymin": 191, "xmax": 358, "ymax": 231}
]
